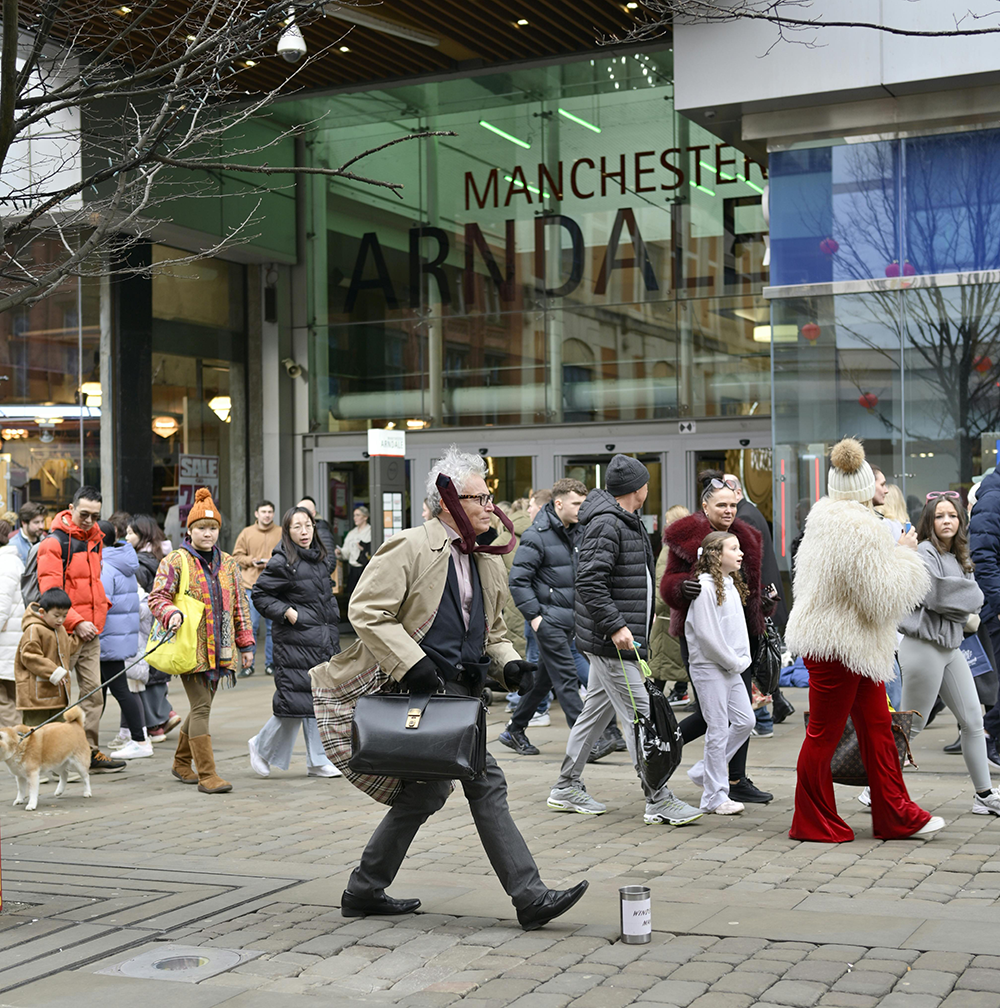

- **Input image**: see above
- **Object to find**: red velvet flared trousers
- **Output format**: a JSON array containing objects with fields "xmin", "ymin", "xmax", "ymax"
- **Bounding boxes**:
[{"xmin": 789, "ymin": 656, "xmax": 931, "ymax": 842}]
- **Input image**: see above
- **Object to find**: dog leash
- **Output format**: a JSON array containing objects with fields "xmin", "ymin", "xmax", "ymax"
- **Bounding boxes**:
[{"xmin": 16, "ymin": 629, "xmax": 176, "ymax": 741}]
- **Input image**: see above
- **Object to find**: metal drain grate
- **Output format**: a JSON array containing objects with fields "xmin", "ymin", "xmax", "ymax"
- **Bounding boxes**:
[{"xmin": 96, "ymin": 944, "xmax": 262, "ymax": 983}]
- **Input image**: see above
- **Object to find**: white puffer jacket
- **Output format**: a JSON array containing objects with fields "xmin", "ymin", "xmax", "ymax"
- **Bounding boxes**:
[
  {"xmin": 0, "ymin": 541, "xmax": 25, "ymax": 681},
  {"xmin": 786, "ymin": 497, "xmax": 930, "ymax": 681}
]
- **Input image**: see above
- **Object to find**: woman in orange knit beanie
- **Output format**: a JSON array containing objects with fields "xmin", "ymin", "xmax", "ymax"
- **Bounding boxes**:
[{"xmin": 147, "ymin": 488, "xmax": 255, "ymax": 794}]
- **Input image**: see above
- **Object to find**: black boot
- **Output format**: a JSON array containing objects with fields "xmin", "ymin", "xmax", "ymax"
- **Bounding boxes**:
[{"xmin": 943, "ymin": 735, "xmax": 962, "ymax": 754}]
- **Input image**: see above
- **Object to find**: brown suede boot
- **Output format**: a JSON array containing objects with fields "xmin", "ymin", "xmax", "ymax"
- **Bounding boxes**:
[
  {"xmin": 189, "ymin": 734, "xmax": 233, "ymax": 794},
  {"xmin": 171, "ymin": 730, "xmax": 198, "ymax": 784}
]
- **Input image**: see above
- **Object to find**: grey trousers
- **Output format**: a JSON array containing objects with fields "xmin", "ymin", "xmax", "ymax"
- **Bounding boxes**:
[
  {"xmin": 348, "ymin": 680, "xmax": 549, "ymax": 910},
  {"xmin": 899, "ymin": 635, "xmax": 992, "ymax": 792},
  {"xmin": 255, "ymin": 715, "xmax": 332, "ymax": 771},
  {"xmin": 554, "ymin": 652, "xmax": 674, "ymax": 804}
]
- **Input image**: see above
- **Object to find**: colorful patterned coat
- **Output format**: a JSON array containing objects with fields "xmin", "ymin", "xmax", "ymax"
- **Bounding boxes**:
[{"xmin": 147, "ymin": 544, "xmax": 254, "ymax": 675}]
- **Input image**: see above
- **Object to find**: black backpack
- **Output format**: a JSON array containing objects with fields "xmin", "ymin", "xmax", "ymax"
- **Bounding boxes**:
[{"xmin": 20, "ymin": 530, "xmax": 84, "ymax": 606}]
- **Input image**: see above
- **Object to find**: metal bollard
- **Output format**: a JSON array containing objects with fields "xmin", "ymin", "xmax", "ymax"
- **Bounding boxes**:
[{"xmin": 619, "ymin": 885, "xmax": 651, "ymax": 943}]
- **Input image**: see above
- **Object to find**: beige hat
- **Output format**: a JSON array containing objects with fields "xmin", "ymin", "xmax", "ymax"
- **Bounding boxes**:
[{"xmin": 827, "ymin": 437, "xmax": 875, "ymax": 503}]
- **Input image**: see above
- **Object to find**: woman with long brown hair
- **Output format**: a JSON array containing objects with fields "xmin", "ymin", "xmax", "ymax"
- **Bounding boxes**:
[{"xmin": 899, "ymin": 493, "xmax": 1000, "ymax": 816}]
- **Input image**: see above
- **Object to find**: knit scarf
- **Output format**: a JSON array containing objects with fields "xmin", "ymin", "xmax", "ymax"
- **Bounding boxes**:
[{"xmin": 181, "ymin": 541, "xmax": 235, "ymax": 689}]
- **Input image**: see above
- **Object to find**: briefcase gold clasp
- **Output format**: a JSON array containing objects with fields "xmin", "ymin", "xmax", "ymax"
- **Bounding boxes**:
[{"xmin": 405, "ymin": 707, "xmax": 422, "ymax": 729}]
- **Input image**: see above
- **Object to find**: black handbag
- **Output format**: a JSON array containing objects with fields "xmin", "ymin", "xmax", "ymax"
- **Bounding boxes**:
[
  {"xmin": 750, "ymin": 617, "xmax": 782, "ymax": 696},
  {"xmin": 349, "ymin": 692, "xmax": 487, "ymax": 782}
]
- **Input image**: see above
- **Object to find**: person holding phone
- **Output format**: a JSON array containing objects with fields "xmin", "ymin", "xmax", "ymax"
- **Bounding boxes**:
[{"xmin": 232, "ymin": 501, "xmax": 281, "ymax": 677}]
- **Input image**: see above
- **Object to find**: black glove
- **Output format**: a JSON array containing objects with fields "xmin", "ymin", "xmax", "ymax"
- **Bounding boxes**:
[
  {"xmin": 400, "ymin": 656, "xmax": 443, "ymax": 694},
  {"xmin": 681, "ymin": 578, "xmax": 702, "ymax": 601},
  {"xmin": 504, "ymin": 660, "xmax": 537, "ymax": 695}
]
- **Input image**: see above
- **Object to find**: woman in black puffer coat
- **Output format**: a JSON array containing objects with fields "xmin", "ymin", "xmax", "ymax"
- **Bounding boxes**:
[{"xmin": 248, "ymin": 507, "xmax": 342, "ymax": 778}]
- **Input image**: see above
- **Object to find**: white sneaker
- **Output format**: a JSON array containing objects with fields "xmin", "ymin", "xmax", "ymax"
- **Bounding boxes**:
[
  {"xmin": 248, "ymin": 736, "xmax": 270, "ymax": 777},
  {"xmin": 973, "ymin": 789, "xmax": 1000, "ymax": 816},
  {"xmin": 116, "ymin": 739, "xmax": 153, "ymax": 759},
  {"xmin": 908, "ymin": 815, "xmax": 946, "ymax": 837},
  {"xmin": 858, "ymin": 786, "xmax": 872, "ymax": 808},
  {"xmin": 712, "ymin": 799, "xmax": 745, "ymax": 815},
  {"xmin": 528, "ymin": 712, "xmax": 551, "ymax": 728},
  {"xmin": 307, "ymin": 765, "xmax": 343, "ymax": 777},
  {"xmin": 108, "ymin": 730, "xmax": 131, "ymax": 750}
]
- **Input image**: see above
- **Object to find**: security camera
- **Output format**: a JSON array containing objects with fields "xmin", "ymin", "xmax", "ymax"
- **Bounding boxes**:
[
  {"xmin": 281, "ymin": 357, "xmax": 302, "ymax": 379},
  {"xmin": 277, "ymin": 11, "xmax": 306, "ymax": 63},
  {"xmin": 479, "ymin": 448, "xmax": 489, "ymax": 457},
  {"xmin": 739, "ymin": 438, "xmax": 750, "ymax": 447},
  {"xmin": 606, "ymin": 444, "xmax": 615, "ymax": 452}
]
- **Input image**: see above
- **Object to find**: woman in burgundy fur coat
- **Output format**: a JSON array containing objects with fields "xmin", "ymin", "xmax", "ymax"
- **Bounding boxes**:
[{"xmin": 661, "ymin": 470, "xmax": 776, "ymax": 805}]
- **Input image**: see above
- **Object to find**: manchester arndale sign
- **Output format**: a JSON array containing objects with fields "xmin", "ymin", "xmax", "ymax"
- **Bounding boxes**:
[{"xmin": 342, "ymin": 143, "xmax": 766, "ymax": 312}]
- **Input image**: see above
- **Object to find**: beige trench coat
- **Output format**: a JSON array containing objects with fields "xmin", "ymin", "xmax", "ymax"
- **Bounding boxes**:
[{"xmin": 310, "ymin": 519, "xmax": 520, "ymax": 691}]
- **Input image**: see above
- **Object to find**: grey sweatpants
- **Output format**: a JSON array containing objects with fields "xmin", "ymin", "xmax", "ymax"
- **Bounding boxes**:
[
  {"xmin": 899, "ymin": 635, "xmax": 992, "ymax": 792},
  {"xmin": 554, "ymin": 652, "xmax": 675, "ymax": 805}
]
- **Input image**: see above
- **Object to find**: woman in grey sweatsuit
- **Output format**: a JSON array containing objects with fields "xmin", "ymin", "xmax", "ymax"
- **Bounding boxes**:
[{"xmin": 899, "ymin": 494, "xmax": 1000, "ymax": 815}]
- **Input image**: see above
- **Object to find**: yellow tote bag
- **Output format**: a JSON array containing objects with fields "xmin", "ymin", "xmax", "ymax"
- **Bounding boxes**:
[{"xmin": 146, "ymin": 553, "xmax": 206, "ymax": 674}]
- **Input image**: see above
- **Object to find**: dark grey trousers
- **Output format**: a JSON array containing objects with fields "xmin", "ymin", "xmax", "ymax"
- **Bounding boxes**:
[
  {"xmin": 510, "ymin": 621, "xmax": 584, "ymax": 729},
  {"xmin": 348, "ymin": 681, "xmax": 549, "ymax": 910}
]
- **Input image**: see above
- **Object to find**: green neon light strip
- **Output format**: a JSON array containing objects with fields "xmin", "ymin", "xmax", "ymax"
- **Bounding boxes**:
[
  {"xmin": 690, "ymin": 181, "xmax": 716, "ymax": 196},
  {"xmin": 504, "ymin": 175, "xmax": 551, "ymax": 199},
  {"xmin": 557, "ymin": 108, "xmax": 602, "ymax": 133},
  {"xmin": 699, "ymin": 159, "xmax": 764, "ymax": 193},
  {"xmin": 479, "ymin": 120, "xmax": 531, "ymax": 149}
]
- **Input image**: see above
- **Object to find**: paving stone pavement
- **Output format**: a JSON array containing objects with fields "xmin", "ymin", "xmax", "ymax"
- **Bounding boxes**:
[{"xmin": 2, "ymin": 670, "xmax": 1000, "ymax": 1006}]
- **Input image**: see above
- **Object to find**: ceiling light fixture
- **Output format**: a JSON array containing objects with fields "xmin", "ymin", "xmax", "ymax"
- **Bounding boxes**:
[
  {"xmin": 209, "ymin": 396, "xmax": 232, "ymax": 423},
  {"xmin": 558, "ymin": 108, "xmax": 601, "ymax": 133},
  {"xmin": 339, "ymin": 45, "xmax": 350, "ymax": 52},
  {"xmin": 626, "ymin": 2, "xmax": 639, "ymax": 8},
  {"xmin": 114, "ymin": 5, "xmax": 131, "ymax": 14},
  {"xmin": 243, "ymin": 59, "xmax": 257, "ymax": 67},
  {"xmin": 516, "ymin": 18, "xmax": 529, "ymax": 25},
  {"xmin": 323, "ymin": 5, "xmax": 440, "ymax": 47},
  {"xmin": 479, "ymin": 120, "xmax": 531, "ymax": 149},
  {"xmin": 152, "ymin": 416, "xmax": 180, "ymax": 439}
]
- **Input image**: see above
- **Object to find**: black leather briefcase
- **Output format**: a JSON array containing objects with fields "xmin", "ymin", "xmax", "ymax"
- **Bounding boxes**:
[{"xmin": 349, "ymin": 692, "xmax": 487, "ymax": 782}]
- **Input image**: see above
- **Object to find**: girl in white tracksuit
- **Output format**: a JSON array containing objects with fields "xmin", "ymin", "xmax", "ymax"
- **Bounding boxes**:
[{"xmin": 685, "ymin": 530, "xmax": 755, "ymax": 814}]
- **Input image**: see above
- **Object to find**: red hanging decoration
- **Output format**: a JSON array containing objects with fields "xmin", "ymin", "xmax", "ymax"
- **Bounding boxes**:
[
  {"xmin": 886, "ymin": 259, "xmax": 916, "ymax": 277},
  {"xmin": 819, "ymin": 237, "xmax": 839, "ymax": 255},
  {"xmin": 885, "ymin": 261, "xmax": 900, "ymax": 277},
  {"xmin": 975, "ymin": 356, "xmax": 992, "ymax": 374},
  {"xmin": 858, "ymin": 393, "xmax": 879, "ymax": 410},
  {"xmin": 902, "ymin": 260, "xmax": 916, "ymax": 276},
  {"xmin": 801, "ymin": 323, "xmax": 821, "ymax": 341}
]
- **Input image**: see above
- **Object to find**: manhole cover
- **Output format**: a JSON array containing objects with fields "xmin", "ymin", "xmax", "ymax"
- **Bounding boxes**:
[{"xmin": 97, "ymin": 944, "xmax": 262, "ymax": 983}]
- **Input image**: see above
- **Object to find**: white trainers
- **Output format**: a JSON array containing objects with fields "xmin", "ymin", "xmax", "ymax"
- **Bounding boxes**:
[
  {"xmin": 547, "ymin": 786, "xmax": 607, "ymax": 815},
  {"xmin": 712, "ymin": 799, "xmax": 745, "ymax": 815},
  {"xmin": 858, "ymin": 786, "xmax": 872, "ymax": 808},
  {"xmin": 528, "ymin": 712, "xmax": 551, "ymax": 728},
  {"xmin": 116, "ymin": 739, "xmax": 153, "ymax": 759},
  {"xmin": 307, "ymin": 765, "xmax": 343, "ymax": 777},
  {"xmin": 644, "ymin": 794, "xmax": 704, "ymax": 825},
  {"xmin": 248, "ymin": 736, "xmax": 270, "ymax": 777},
  {"xmin": 108, "ymin": 730, "xmax": 131, "ymax": 750},
  {"xmin": 908, "ymin": 815, "xmax": 946, "ymax": 837},
  {"xmin": 973, "ymin": 789, "xmax": 1000, "ymax": 816}
]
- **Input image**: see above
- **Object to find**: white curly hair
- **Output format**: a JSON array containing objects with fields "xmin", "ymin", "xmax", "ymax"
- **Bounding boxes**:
[{"xmin": 426, "ymin": 445, "xmax": 487, "ymax": 518}]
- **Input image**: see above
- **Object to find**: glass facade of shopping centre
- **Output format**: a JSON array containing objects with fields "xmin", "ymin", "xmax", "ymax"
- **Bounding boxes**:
[
  {"xmin": 768, "ymin": 126, "xmax": 1000, "ymax": 568},
  {"xmin": 270, "ymin": 50, "xmax": 770, "ymax": 434}
]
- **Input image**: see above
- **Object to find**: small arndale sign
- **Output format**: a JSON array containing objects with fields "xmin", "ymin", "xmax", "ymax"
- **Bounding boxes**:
[{"xmin": 341, "ymin": 143, "xmax": 766, "ymax": 313}]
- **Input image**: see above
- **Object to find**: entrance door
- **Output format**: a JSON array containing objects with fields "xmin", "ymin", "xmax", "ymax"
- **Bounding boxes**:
[{"xmin": 562, "ymin": 453, "xmax": 664, "ymax": 539}]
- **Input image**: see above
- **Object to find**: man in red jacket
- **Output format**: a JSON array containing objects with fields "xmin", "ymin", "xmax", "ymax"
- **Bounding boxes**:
[{"xmin": 37, "ymin": 486, "xmax": 124, "ymax": 772}]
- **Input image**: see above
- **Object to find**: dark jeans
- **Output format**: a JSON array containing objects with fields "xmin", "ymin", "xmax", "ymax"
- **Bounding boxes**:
[
  {"xmin": 100, "ymin": 660, "xmax": 146, "ymax": 742},
  {"xmin": 982, "ymin": 623, "xmax": 1000, "ymax": 741},
  {"xmin": 510, "ymin": 621, "xmax": 584, "ymax": 730},
  {"xmin": 348, "ymin": 678, "xmax": 549, "ymax": 910}
]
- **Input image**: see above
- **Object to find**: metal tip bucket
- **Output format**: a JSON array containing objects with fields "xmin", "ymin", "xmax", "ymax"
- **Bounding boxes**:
[{"xmin": 619, "ymin": 885, "xmax": 651, "ymax": 943}]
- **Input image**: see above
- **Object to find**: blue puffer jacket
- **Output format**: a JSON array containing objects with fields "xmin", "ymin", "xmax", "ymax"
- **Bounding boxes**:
[
  {"xmin": 971, "ymin": 468, "xmax": 1000, "ymax": 622},
  {"xmin": 508, "ymin": 501, "xmax": 581, "ymax": 632},
  {"xmin": 99, "ymin": 542, "xmax": 141, "ymax": 661}
]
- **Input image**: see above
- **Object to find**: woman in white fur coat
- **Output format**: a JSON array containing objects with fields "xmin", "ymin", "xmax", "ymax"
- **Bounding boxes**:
[{"xmin": 786, "ymin": 438, "xmax": 944, "ymax": 842}]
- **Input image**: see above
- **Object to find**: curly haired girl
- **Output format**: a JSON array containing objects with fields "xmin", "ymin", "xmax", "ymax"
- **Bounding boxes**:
[{"xmin": 684, "ymin": 531, "xmax": 755, "ymax": 814}]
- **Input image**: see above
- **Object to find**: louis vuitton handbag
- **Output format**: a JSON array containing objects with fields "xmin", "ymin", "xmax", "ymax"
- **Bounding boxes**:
[
  {"xmin": 349, "ymin": 692, "xmax": 487, "ymax": 782},
  {"xmin": 804, "ymin": 710, "xmax": 916, "ymax": 786}
]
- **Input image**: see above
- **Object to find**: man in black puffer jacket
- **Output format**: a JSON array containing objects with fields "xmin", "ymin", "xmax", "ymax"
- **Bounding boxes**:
[
  {"xmin": 547, "ymin": 455, "xmax": 703, "ymax": 826},
  {"xmin": 500, "ymin": 478, "xmax": 589, "ymax": 755}
]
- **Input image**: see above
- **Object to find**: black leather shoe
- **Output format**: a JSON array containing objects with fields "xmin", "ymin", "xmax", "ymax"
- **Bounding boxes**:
[
  {"xmin": 943, "ymin": 736, "xmax": 962, "ymax": 754},
  {"xmin": 924, "ymin": 695, "xmax": 945, "ymax": 727},
  {"xmin": 517, "ymin": 880, "xmax": 589, "ymax": 931},
  {"xmin": 728, "ymin": 776, "xmax": 773, "ymax": 804},
  {"xmin": 341, "ymin": 890, "xmax": 421, "ymax": 918},
  {"xmin": 608, "ymin": 724, "xmax": 628, "ymax": 752},
  {"xmin": 772, "ymin": 693, "xmax": 795, "ymax": 725}
]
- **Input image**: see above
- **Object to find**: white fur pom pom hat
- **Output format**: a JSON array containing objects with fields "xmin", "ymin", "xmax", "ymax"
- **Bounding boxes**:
[{"xmin": 827, "ymin": 437, "xmax": 876, "ymax": 503}]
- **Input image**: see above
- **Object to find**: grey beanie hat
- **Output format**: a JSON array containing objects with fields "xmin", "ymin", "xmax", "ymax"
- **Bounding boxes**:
[{"xmin": 605, "ymin": 454, "xmax": 650, "ymax": 496}]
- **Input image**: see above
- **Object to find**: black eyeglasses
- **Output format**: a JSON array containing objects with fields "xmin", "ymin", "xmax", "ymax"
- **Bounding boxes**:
[
  {"xmin": 926, "ymin": 491, "xmax": 960, "ymax": 501},
  {"xmin": 458, "ymin": 493, "xmax": 494, "ymax": 507}
]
